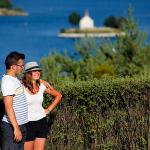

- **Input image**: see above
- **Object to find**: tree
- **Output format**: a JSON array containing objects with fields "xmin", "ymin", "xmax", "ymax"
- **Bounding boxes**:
[
  {"xmin": 0, "ymin": 0, "xmax": 12, "ymax": 9},
  {"xmin": 104, "ymin": 15, "xmax": 127, "ymax": 29},
  {"xmin": 68, "ymin": 12, "xmax": 81, "ymax": 27},
  {"xmin": 104, "ymin": 16, "xmax": 119, "ymax": 28},
  {"xmin": 40, "ymin": 6, "xmax": 150, "ymax": 81},
  {"xmin": 112, "ymin": 6, "xmax": 148, "ymax": 76},
  {"xmin": 118, "ymin": 16, "xmax": 127, "ymax": 29}
]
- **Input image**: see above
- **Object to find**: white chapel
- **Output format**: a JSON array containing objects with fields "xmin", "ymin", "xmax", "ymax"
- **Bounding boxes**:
[{"xmin": 79, "ymin": 10, "xmax": 94, "ymax": 30}]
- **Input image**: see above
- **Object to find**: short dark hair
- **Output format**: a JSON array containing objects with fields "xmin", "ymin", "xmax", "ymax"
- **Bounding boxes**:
[{"xmin": 5, "ymin": 51, "xmax": 25, "ymax": 69}]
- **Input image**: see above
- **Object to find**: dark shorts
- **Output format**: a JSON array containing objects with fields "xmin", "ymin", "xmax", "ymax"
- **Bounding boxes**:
[
  {"xmin": 0, "ymin": 121, "xmax": 27, "ymax": 150},
  {"xmin": 26, "ymin": 117, "xmax": 48, "ymax": 141}
]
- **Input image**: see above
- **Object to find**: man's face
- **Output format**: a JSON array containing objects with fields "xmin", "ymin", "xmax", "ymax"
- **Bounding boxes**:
[{"xmin": 15, "ymin": 59, "xmax": 25, "ymax": 75}]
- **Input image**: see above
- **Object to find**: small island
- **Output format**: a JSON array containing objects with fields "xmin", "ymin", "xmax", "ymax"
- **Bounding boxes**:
[
  {"xmin": 0, "ymin": 0, "xmax": 28, "ymax": 16},
  {"xmin": 59, "ymin": 11, "xmax": 125, "ymax": 38},
  {"xmin": 59, "ymin": 27, "xmax": 125, "ymax": 38},
  {"xmin": 0, "ymin": 8, "xmax": 28, "ymax": 16}
]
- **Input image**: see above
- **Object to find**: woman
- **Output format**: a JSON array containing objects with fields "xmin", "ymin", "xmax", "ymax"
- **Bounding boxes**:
[{"xmin": 22, "ymin": 61, "xmax": 62, "ymax": 150}]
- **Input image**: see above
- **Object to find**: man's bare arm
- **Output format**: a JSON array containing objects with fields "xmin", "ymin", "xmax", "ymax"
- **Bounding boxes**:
[{"xmin": 4, "ymin": 96, "xmax": 22, "ymax": 142}]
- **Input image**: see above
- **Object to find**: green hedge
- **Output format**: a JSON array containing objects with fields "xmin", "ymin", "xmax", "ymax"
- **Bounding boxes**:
[{"xmin": 44, "ymin": 77, "xmax": 150, "ymax": 150}]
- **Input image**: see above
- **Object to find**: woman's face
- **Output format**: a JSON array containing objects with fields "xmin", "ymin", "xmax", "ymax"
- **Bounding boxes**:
[{"xmin": 31, "ymin": 70, "xmax": 41, "ymax": 80}]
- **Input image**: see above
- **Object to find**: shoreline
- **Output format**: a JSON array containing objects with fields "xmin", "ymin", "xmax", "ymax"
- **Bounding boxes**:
[{"xmin": 58, "ymin": 32, "xmax": 125, "ymax": 38}]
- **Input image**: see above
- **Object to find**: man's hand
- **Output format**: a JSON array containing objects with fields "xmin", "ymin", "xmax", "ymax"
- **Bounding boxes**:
[
  {"xmin": 40, "ymin": 79, "xmax": 54, "ymax": 90},
  {"xmin": 14, "ymin": 127, "xmax": 22, "ymax": 142},
  {"xmin": 3, "ymin": 96, "xmax": 22, "ymax": 142}
]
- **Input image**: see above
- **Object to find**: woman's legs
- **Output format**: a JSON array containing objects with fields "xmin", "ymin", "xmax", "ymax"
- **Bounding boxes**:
[
  {"xmin": 34, "ymin": 138, "xmax": 46, "ymax": 150},
  {"xmin": 25, "ymin": 118, "xmax": 48, "ymax": 150},
  {"xmin": 24, "ymin": 138, "xmax": 46, "ymax": 150},
  {"xmin": 24, "ymin": 141, "xmax": 34, "ymax": 150}
]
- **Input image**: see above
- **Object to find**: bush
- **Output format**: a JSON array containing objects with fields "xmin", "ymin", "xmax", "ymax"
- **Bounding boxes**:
[
  {"xmin": 14, "ymin": 7, "xmax": 23, "ymax": 12},
  {"xmin": 44, "ymin": 76, "xmax": 150, "ymax": 149},
  {"xmin": 94, "ymin": 64, "xmax": 114, "ymax": 79}
]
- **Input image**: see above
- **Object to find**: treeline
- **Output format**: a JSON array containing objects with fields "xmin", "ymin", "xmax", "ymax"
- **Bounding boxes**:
[
  {"xmin": 104, "ymin": 16, "xmax": 127, "ymax": 29},
  {"xmin": 68, "ymin": 10, "xmax": 126, "ymax": 29},
  {"xmin": 0, "ymin": 0, "xmax": 24, "ymax": 13},
  {"xmin": 41, "ymin": 7, "xmax": 150, "ymax": 85}
]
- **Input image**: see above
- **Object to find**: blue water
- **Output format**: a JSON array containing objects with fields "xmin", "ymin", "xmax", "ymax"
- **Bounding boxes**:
[{"xmin": 0, "ymin": 0, "xmax": 150, "ymax": 76}]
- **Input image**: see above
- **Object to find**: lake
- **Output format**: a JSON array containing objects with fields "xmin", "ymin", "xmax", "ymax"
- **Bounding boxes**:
[{"xmin": 0, "ymin": 0, "xmax": 150, "ymax": 76}]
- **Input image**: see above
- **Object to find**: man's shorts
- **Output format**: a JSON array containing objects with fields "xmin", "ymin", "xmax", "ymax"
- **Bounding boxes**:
[{"xmin": 26, "ymin": 117, "xmax": 48, "ymax": 141}]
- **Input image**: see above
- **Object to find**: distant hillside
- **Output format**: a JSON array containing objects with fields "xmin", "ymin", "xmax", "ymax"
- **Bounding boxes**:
[
  {"xmin": 0, "ymin": 0, "xmax": 12, "ymax": 9},
  {"xmin": 0, "ymin": 0, "xmax": 28, "ymax": 16}
]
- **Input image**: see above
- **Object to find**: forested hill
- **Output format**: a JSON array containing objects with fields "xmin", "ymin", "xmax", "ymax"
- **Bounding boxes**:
[
  {"xmin": 0, "ymin": 0, "xmax": 28, "ymax": 16},
  {"xmin": 0, "ymin": 0, "xmax": 12, "ymax": 9}
]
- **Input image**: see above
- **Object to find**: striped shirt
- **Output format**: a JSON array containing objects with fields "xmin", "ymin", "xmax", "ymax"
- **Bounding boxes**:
[{"xmin": 1, "ymin": 75, "xmax": 28, "ymax": 125}]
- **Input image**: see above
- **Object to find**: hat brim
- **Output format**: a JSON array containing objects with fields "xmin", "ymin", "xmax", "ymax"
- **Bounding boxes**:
[{"xmin": 25, "ymin": 68, "xmax": 42, "ymax": 73}]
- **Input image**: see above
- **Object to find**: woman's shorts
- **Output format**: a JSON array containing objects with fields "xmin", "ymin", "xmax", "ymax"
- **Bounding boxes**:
[{"xmin": 26, "ymin": 117, "xmax": 48, "ymax": 141}]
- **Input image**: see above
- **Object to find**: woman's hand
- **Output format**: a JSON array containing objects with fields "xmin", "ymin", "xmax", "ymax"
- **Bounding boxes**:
[
  {"xmin": 45, "ymin": 88, "xmax": 62, "ymax": 113},
  {"xmin": 44, "ymin": 108, "xmax": 50, "ymax": 115}
]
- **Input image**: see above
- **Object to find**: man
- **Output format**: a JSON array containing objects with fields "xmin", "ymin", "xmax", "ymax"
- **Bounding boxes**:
[{"xmin": 0, "ymin": 51, "xmax": 28, "ymax": 150}]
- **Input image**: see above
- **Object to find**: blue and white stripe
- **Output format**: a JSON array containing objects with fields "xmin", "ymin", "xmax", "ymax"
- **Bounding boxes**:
[{"xmin": 2, "ymin": 75, "xmax": 28, "ymax": 125}]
